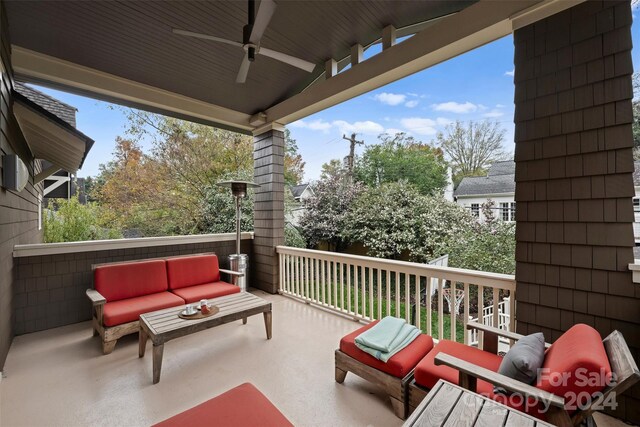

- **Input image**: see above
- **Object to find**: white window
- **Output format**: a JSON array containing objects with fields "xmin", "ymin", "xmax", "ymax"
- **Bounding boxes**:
[
  {"xmin": 633, "ymin": 198, "xmax": 640, "ymax": 212},
  {"xmin": 511, "ymin": 202, "xmax": 516, "ymax": 221},
  {"xmin": 500, "ymin": 203, "xmax": 510, "ymax": 221},
  {"xmin": 470, "ymin": 203, "xmax": 479, "ymax": 217}
]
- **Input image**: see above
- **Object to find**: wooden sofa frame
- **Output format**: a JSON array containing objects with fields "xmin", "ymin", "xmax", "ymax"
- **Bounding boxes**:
[
  {"xmin": 86, "ymin": 254, "xmax": 244, "ymax": 355},
  {"xmin": 408, "ymin": 321, "xmax": 640, "ymax": 427},
  {"xmin": 334, "ymin": 349, "xmax": 412, "ymax": 419}
]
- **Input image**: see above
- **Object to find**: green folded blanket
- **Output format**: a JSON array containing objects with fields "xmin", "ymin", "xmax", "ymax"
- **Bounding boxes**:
[{"xmin": 355, "ymin": 316, "xmax": 420, "ymax": 363}]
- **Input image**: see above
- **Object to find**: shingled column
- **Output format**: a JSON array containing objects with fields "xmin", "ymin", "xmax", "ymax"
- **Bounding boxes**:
[
  {"xmin": 252, "ymin": 125, "xmax": 285, "ymax": 294},
  {"xmin": 513, "ymin": 1, "xmax": 639, "ymax": 422}
]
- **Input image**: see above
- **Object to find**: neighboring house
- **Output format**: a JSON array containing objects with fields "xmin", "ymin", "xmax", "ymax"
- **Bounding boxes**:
[
  {"xmin": 287, "ymin": 183, "xmax": 314, "ymax": 226},
  {"xmin": 13, "ymin": 83, "xmax": 89, "ymax": 206},
  {"xmin": 453, "ymin": 160, "xmax": 516, "ymax": 222}
]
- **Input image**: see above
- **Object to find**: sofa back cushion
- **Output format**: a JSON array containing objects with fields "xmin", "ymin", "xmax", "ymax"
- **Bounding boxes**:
[
  {"xmin": 94, "ymin": 259, "xmax": 168, "ymax": 302},
  {"xmin": 536, "ymin": 324, "xmax": 611, "ymax": 402},
  {"xmin": 166, "ymin": 254, "xmax": 220, "ymax": 290}
]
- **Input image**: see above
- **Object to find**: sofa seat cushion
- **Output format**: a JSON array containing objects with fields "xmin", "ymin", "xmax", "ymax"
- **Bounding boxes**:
[
  {"xmin": 103, "ymin": 292, "xmax": 185, "ymax": 327},
  {"xmin": 414, "ymin": 340, "xmax": 503, "ymax": 395},
  {"xmin": 536, "ymin": 324, "xmax": 611, "ymax": 402},
  {"xmin": 340, "ymin": 320, "xmax": 434, "ymax": 378},
  {"xmin": 166, "ymin": 254, "xmax": 220, "ymax": 290},
  {"xmin": 171, "ymin": 281, "xmax": 240, "ymax": 303},
  {"xmin": 153, "ymin": 382, "xmax": 293, "ymax": 427},
  {"xmin": 95, "ymin": 259, "xmax": 169, "ymax": 302}
]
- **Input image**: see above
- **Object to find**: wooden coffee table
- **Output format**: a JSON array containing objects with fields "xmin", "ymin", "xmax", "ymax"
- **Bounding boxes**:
[
  {"xmin": 404, "ymin": 380, "xmax": 554, "ymax": 427},
  {"xmin": 138, "ymin": 292, "xmax": 272, "ymax": 384}
]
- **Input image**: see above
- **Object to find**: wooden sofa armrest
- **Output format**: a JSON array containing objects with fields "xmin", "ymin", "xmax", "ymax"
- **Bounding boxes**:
[
  {"xmin": 434, "ymin": 353, "xmax": 572, "ymax": 426},
  {"xmin": 86, "ymin": 289, "xmax": 106, "ymax": 306},
  {"xmin": 467, "ymin": 321, "xmax": 552, "ymax": 353},
  {"xmin": 219, "ymin": 268, "xmax": 244, "ymax": 277},
  {"xmin": 434, "ymin": 353, "xmax": 564, "ymax": 409}
]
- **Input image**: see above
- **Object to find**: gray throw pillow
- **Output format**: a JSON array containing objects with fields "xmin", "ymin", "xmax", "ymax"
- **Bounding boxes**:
[{"xmin": 496, "ymin": 332, "xmax": 545, "ymax": 390}]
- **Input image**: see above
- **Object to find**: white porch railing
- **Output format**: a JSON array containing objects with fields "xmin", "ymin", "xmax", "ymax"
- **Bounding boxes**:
[
  {"xmin": 276, "ymin": 246, "xmax": 516, "ymax": 345},
  {"xmin": 467, "ymin": 297, "xmax": 511, "ymax": 347}
]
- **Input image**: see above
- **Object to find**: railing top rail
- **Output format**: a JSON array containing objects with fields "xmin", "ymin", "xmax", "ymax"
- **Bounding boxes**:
[{"xmin": 276, "ymin": 245, "xmax": 515, "ymax": 290}]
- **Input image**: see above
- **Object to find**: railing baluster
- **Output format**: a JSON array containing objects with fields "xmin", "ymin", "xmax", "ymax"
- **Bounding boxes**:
[
  {"xmin": 493, "ymin": 287, "xmax": 500, "ymax": 333},
  {"xmin": 347, "ymin": 263, "xmax": 352, "ymax": 314},
  {"xmin": 426, "ymin": 276, "xmax": 432, "ymax": 336},
  {"xmin": 339, "ymin": 262, "xmax": 344, "ymax": 311},
  {"xmin": 295, "ymin": 255, "xmax": 300, "ymax": 297},
  {"xmin": 314, "ymin": 258, "xmax": 319, "ymax": 303},
  {"xmin": 377, "ymin": 269, "xmax": 382, "ymax": 320},
  {"xmin": 438, "ymin": 278, "xmax": 444, "ymax": 341},
  {"xmin": 450, "ymin": 282, "xmax": 456, "ymax": 342},
  {"xmin": 414, "ymin": 275, "xmax": 421, "ymax": 329},
  {"xmin": 463, "ymin": 282, "xmax": 470, "ymax": 344},
  {"xmin": 368, "ymin": 267, "xmax": 373, "ymax": 319},
  {"xmin": 354, "ymin": 265, "xmax": 359, "ymax": 317},
  {"xmin": 386, "ymin": 270, "xmax": 391, "ymax": 317},
  {"xmin": 477, "ymin": 284, "xmax": 484, "ymax": 350},
  {"xmin": 321, "ymin": 259, "xmax": 326, "ymax": 305},
  {"xmin": 333, "ymin": 261, "xmax": 338, "ymax": 309},
  {"xmin": 361, "ymin": 266, "xmax": 366, "ymax": 318},
  {"xmin": 395, "ymin": 271, "xmax": 400, "ymax": 318},
  {"xmin": 405, "ymin": 273, "xmax": 410, "ymax": 323}
]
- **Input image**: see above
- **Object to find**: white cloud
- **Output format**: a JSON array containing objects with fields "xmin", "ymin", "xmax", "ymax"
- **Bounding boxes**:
[
  {"xmin": 333, "ymin": 120, "xmax": 384, "ymax": 135},
  {"xmin": 431, "ymin": 101, "xmax": 479, "ymax": 114},
  {"xmin": 483, "ymin": 110, "xmax": 505, "ymax": 118},
  {"xmin": 405, "ymin": 100, "xmax": 419, "ymax": 108},
  {"xmin": 289, "ymin": 119, "xmax": 332, "ymax": 133},
  {"xmin": 373, "ymin": 92, "xmax": 407, "ymax": 106},
  {"xmin": 505, "ymin": 69, "xmax": 515, "ymax": 77},
  {"xmin": 384, "ymin": 128, "xmax": 406, "ymax": 136},
  {"xmin": 495, "ymin": 104, "xmax": 505, "ymax": 108},
  {"xmin": 400, "ymin": 117, "xmax": 438, "ymax": 135}
]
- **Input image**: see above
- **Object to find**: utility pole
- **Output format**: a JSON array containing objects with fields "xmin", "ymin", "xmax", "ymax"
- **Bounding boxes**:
[{"xmin": 342, "ymin": 133, "xmax": 364, "ymax": 177}]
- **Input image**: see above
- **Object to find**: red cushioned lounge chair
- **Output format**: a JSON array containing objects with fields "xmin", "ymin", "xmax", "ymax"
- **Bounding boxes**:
[{"xmin": 408, "ymin": 321, "xmax": 639, "ymax": 427}]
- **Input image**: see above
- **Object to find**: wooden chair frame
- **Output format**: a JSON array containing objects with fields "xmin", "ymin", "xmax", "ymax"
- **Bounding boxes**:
[
  {"xmin": 408, "ymin": 321, "xmax": 639, "ymax": 427},
  {"xmin": 334, "ymin": 349, "xmax": 413, "ymax": 419},
  {"xmin": 87, "ymin": 254, "xmax": 243, "ymax": 354}
]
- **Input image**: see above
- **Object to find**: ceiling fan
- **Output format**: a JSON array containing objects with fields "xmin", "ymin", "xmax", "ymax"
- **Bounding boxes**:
[{"xmin": 173, "ymin": 0, "xmax": 316, "ymax": 83}]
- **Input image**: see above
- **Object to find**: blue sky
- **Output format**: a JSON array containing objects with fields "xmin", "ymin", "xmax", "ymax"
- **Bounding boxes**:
[{"xmin": 34, "ymin": 16, "xmax": 640, "ymax": 181}]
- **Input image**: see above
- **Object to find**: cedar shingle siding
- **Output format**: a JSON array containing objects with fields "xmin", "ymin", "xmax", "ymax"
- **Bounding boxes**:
[
  {"xmin": 253, "ymin": 129, "xmax": 285, "ymax": 293},
  {"xmin": 0, "ymin": 4, "xmax": 43, "ymax": 368},
  {"xmin": 513, "ymin": 1, "xmax": 639, "ymax": 422}
]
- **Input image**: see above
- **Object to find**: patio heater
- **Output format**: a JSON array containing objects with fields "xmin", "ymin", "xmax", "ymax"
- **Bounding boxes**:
[{"xmin": 216, "ymin": 180, "xmax": 260, "ymax": 292}]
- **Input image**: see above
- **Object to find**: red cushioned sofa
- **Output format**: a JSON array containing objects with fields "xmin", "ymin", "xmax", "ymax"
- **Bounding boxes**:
[
  {"xmin": 408, "ymin": 321, "xmax": 639, "ymax": 427},
  {"xmin": 86, "ymin": 253, "xmax": 243, "ymax": 354}
]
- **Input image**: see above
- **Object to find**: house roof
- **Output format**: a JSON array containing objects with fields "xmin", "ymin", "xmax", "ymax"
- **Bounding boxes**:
[
  {"xmin": 487, "ymin": 160, "xmax": 515, "ymax": 176},
  {"xmin": 454, "ymin": 172, "xmax": 515, "ymax": 197},
  {"xmin": 14, "ymin": 81, "xmax": 77, "ymax": 127},
  {"xmin": 290, "ymin": 183, "xmax": 310, "ymax": 199}
]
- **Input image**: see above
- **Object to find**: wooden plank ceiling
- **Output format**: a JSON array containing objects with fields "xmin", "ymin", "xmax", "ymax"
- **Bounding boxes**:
[{"xmin": 5, "ymin": 1, "xmax": 474, "ymax": 117}]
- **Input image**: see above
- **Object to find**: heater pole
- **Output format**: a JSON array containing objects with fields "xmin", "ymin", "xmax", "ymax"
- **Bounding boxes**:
[{"xmin": 235, "ymin": 195, "xmax": 242, "ymax": 255}]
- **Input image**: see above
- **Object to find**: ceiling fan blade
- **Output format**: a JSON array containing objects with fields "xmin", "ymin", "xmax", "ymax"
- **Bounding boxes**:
[
  {"xmin": 259, "ymin": 47, "xmax": 315, "ymax": 72},
  {"xmin": 249, "ymin": 0, "xmax": 276, "ymax": 44},
  {"xmin": 173, "ymin": 29, "xmax": 243, "ymax": 48},
  {"xmin": 236, "ymin": 54, "xmax": 251, "ymax": 83}
]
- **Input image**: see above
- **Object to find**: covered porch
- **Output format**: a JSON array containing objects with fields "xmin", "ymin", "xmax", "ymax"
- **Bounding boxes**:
[{"xmin": 0, "ymin": 0, "xmax": 639, "ymax": 425}]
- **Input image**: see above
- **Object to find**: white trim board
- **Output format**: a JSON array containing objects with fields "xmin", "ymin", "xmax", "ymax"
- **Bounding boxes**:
[{"xmin": 14, "ymin": 232, "xmax": 255, "ymax": 258}]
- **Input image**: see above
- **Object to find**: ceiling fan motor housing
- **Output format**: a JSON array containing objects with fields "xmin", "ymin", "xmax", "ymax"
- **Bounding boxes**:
[{"xmin": 243, "ymin": 24, "xmax": 256, "ymax": 61}]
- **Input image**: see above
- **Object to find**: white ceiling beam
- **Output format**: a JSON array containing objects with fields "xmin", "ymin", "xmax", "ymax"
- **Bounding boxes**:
[
  {"xmin": 382, "ymin": 25, "xmax": 396, "ymax": 50},
  {"xmin": 11, "ymin": 47, "xmax": 253, "ymax": 132},
  {"xmin": 325, "ymin": 59, "xmax": 337, "ymax": 80},
  {"xmin": 350, "ymin": 44, "xmax": 364, "ymax": 67},
  {"xmin": 265, "ymin": 0, "xmax": 582, "ymax": 126},
  {"xmin": 35, "ymin": 164, "xmax": 61, "ymax": 184}
]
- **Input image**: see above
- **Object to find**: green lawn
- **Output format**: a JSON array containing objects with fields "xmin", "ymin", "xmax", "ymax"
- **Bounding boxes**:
[{"xmin": 285, "ymin": 270, "xmax": 466, "ymax": 343}]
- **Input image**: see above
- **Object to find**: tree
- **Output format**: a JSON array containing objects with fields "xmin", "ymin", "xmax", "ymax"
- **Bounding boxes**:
[
  {"xmin": 436, "ymin": 120, "xmax": 507, "ymax": 184},
  {"xmin": 355, "ymin": 132, "xmax": 448, "ymax": 195},
  {"xmin": 342, "ymin": 181, "xmax": 473, "ymax": 262},
  {"xmin": 284, "ymin": 128, "xmax": 305, "ymax": 185},
  {"xmin": 43, "ymin": 196, "xmax": 121, "ymax": 243},
  {"xmin": 299, "ymin": 163, "xmax": 364, "ymax": 250},
  {"xmin": 632, "ymin": 73, "xmax": 640, "ymax": 159}
]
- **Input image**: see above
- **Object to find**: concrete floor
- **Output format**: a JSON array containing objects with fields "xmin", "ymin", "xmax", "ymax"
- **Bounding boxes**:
[{"xmin": 0, "ymin": 291, "xmax": 402, "ymax": 427}]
